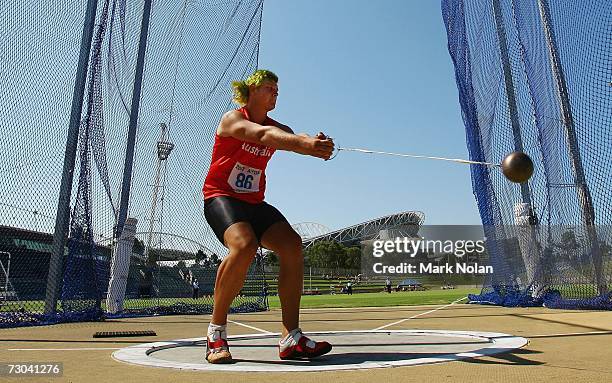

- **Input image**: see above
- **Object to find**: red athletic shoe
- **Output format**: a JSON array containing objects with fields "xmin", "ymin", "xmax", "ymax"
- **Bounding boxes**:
[
  {"xmin": 278, "ymin": 330, "xmax": 332, "ymax": 360},
  {"xmin": 206, "ymin": 337, "xmax": 232, "ymax": 364}
]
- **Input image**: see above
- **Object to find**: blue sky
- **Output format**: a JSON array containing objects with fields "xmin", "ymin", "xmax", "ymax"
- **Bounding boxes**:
[
  {"xmin": 0, "ymin": 0, "xmax": 482, "ymax": 243},
  {"xmin": 256, "ymin": 0, "xmax": 481, "ymax": 230}
]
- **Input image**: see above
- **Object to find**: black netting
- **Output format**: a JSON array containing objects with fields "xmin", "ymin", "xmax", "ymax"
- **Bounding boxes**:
[{"xmin": 1, "ymin": 0, "xmax": 268, "ymax": 328}]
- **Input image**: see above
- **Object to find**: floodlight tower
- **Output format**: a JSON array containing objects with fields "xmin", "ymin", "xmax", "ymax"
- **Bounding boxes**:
[{"xmin": 144, "ymin": 123, "xmax": 174, "ymax": 260}]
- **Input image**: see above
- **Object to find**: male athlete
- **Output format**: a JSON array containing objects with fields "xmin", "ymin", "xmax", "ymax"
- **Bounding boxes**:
[{"xmin": 202, "ymin": 69, "xmax": 334, "ymax": 363}]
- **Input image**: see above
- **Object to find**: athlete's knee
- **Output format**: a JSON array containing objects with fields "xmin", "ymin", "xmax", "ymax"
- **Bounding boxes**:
[
  {"xmin": 224, "ymin": 225, "xmax": 259, "ymax": 256},
  {"xmin": 228, "ymin": 238, "xmax": 259, "ymax": 259},
  {"xmin": 277, "ymin": 230, "xmax": 302, "ymax": 258},
  {"xmin": 288, "ymin": 231, "xmax": 303, "ymax": 254}
]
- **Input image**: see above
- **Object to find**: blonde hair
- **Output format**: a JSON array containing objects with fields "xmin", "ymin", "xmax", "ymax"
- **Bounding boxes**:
[{"xmin": 231, "ymin": 69, "xmax": 278, "ymax": 105}]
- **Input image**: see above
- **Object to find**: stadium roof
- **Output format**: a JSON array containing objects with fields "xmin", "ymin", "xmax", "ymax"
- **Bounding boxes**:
[{"xmin": 300, "ymin": 211, "xmax": 425, "ymax": 249}]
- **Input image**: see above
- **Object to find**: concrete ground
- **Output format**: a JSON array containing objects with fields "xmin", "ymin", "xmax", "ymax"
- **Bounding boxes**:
[{"xmin": 1, "ymin": 303, "xmax": 611, "ymax": 382}]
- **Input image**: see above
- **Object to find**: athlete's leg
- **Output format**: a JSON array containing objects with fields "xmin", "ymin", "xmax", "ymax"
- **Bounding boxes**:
[
  {"xmin": 260, "ymin": 221, "xmax": 303, "ymax": 337},
  {"xmin": 259, "ymin": 213, "xmax": 332, "ymax": 360},
  {"xmin": 211, "ymin": 222, "xmax": 259, "ymax": 325}
]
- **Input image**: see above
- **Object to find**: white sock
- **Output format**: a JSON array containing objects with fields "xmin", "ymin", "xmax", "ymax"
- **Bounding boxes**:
[
  {"xmin": 279, "ymin": 328, "xmax": 315, "ymax": 350},
  {"xmin": 207, "ymin": 323, "xmax": 227, "ymax": 341},
  {"xmin": 279, "ymin": 328, "xmax": 302, "ymax": 347}
]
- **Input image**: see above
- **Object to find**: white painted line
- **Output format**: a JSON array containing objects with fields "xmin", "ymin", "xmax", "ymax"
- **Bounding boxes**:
[
  {"xmin": 5, "ymin": 319, "xmax": 273, "ymax": 351},
  {"xmin": 297, "ymin": 302, "xmax": 472, "ymax": 312},
  {"xmin": 227, "ymin": 319, "xmax": 273, "ymax": 334},
  {"xmin": 8, "ymin": 347, "xmax": 124, "ymax": 351},
  {"xmin": 10, "ymin": 330, "xmax": 605, "ymax": 352},
  {"xmin": 372, "ymin": 296, "xmax": 468, "ymax": 331}
]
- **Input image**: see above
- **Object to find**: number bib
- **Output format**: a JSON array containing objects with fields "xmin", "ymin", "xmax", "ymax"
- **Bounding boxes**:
[{"xmin": 227, "ymin": 162, "xmax": 261, "ymax": 193}]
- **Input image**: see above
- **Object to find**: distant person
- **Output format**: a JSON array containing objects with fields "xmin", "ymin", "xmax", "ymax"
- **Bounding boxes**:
[
  {"xmin": 346, "ymin": 281, "xmax": 353, "ymax": 295},
  {"xmin": 386, "ymin": 277, "xmax": 392, "ymax": 294},
  {"xmin": 192, "ymin": 279, "xmax": 199, "ymax": 299}
]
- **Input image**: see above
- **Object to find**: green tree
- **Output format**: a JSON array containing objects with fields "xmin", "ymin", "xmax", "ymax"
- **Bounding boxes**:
[
  {"xmin": 265, "ymin": 251, "xmax": 279, "ymax": 266},
  {"xmin": 304, "ymin": 240, "xmax": 348, "ymax": 271},
  {"xmin": 195, "ymin": 250, "xmax": 205, "ymax": 265},
  {"xmin": 600, "ymin": 241, "xmax": 611, "ymax": 258},
  {"xmin": 559, "ymin": 230, "xmax": 580, "ymax": 261},
  {"xmin": 344, "ymin": 247, "xmax": 362, "ymax": 269},
  {"xmin": 133, "ymin": 238, "xmax": 145, "ymax": 255},
  {"xmin": 209, "ymin": 253, "xmax": 221, "ymax": 268}
]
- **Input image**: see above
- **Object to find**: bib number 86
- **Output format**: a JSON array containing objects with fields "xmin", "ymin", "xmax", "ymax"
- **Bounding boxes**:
[
  {"xmin": 235, "ymin": 173, "xmax": 253, "ymax": 189},
  {"xmin": 228, "ymin": 162, "xmax": 261, "ymax": 193}
]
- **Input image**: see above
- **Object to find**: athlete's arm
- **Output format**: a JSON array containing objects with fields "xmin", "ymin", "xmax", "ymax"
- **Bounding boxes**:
[
  {"xmin": 261, "ymin": 118, "xmax": 332, "ymax": 141},
  {"xmin": 273, "ymin": 121, "xmax": 294, "ymax": 134},
  {"xmin": 272, "ymin": 123, "xmax": 331, "ymax": 142},
  {"xmin": 217, "ymin": 110, "xmax": 334, "ymax": 160}
]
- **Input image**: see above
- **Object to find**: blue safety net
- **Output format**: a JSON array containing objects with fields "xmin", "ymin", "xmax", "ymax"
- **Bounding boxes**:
[{"xmin": 442, "ymin": 0, "xmax": 611, "ymax": 309}]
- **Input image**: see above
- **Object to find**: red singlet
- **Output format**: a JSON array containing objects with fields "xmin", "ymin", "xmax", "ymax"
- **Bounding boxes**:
[{"xmin": 203, "ymin": 107, "xmax": 277, "ymax": 204}]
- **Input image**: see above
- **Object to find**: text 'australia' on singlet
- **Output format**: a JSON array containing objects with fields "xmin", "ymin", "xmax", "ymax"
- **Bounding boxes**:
[{"xmin": 203, "ymin": 107, "xmax": 277, "ymax": 204}]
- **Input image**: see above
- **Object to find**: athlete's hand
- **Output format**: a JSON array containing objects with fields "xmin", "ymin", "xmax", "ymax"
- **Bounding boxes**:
[
  {"xmin": 298, "ymin": 132, "xmax": 330, "ymax": 140},
  {"xmin": 309, "ymin": 132, "xmax": 334, "ymax": 160},
  {"xmin": 296, "ymin": 136, "xmax": 334, "ymax": 160},
  {"xmin": 316, "ymin": 132, "xmax": 334, "ymax": 160}
]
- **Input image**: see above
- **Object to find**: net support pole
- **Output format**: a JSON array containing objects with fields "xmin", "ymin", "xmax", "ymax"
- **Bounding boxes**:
[
  {"xmin": 514, "ymin": 203, "xmax": 545, "ymax": 297},
  {"xmin": 260, "ymin": 250, "xmax": 268, "ymax": 309},
  {"xmin": 536, "ymin": 0, "xmax": 606, "ymax": 295},
  {"xmin": 116, "ymin": 0, "xmax": 153, "ymax": 238},
  {"xmin": 492, "ymin": 0, "xmax": 533, "ymax": 206},
  {"xmin": 108, "ymin": 218, "xmax": 138, "ymax": 313},
  {"xmin": 493, "ymin": 0, "xmax": 543, "ymax": 294},
  {"xmin": 309, "ymin": 266, "xmax": 312, "ymax": 292},
  {"xmin": 45, "ymin": 0, "xmax": 100, "ymax": 315}
]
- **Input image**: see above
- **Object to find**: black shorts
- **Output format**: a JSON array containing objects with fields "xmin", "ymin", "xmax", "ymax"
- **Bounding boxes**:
[{"xmin": 204, "ymin": 196, "xmax": 288, "ymax": 246}]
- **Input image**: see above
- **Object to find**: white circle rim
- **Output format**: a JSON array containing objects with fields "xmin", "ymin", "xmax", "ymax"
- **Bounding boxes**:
[{"xmin": 112, "ymin": 330, "xmax": 528, "ymax": 372}]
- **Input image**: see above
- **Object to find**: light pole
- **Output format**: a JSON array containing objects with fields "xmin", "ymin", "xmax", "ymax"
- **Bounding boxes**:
[{"xmin": 144, "ymin": 123, "xmax": 174, "ymax": 261}]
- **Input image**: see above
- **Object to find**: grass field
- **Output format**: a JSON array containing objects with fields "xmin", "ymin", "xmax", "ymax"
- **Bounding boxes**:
[
  {"xmin": 266, "ymin": 288, "xmax": 480, "ymax": 309},
  {"xmin": 1, "ymin": 288, "xmax": 479, "ymax": 315}
]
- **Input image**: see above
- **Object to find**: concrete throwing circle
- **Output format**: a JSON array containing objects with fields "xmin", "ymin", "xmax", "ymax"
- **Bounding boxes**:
[{"xmin": 112, "ymin": 330, "xmax": 527, "ymax": 372}]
